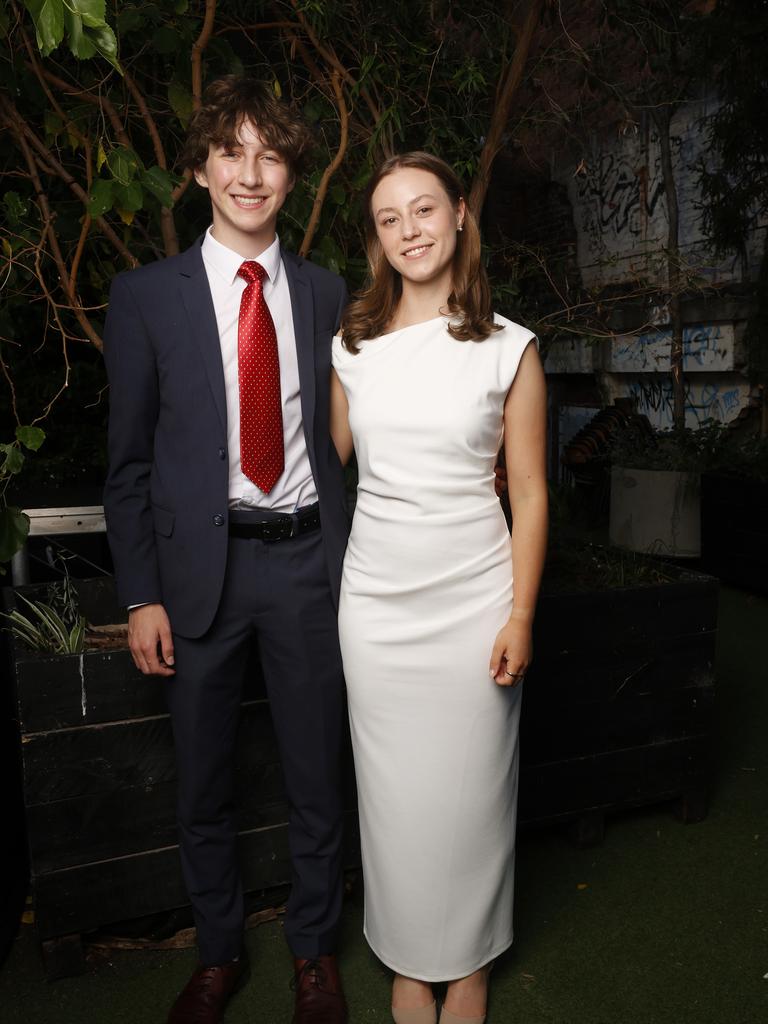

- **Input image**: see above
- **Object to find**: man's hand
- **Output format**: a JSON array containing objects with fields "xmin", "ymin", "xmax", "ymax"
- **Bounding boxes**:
[{"xmin": 128, "ymin": 603, "xmax": 175, "ymax": 676}]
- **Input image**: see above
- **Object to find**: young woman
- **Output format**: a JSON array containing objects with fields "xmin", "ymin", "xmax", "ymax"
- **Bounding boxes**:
[{"xmin": 330, "ymin": 153, "xmax": 548, "ymax": 1024}]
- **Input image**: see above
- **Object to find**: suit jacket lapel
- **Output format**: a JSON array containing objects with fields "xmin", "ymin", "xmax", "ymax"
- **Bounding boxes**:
[
  {"xmin": 282, "ymin": 248, "xmax": 318, "ymax": 476},
  {"xmin": 178, "ymin": 238, "xmax": 227, "ymax": 431}
]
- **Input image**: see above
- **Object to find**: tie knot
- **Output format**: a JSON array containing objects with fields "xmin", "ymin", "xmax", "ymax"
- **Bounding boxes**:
[{"xmin": 238, "ymin": 260, "xmax": 267, "ymax": 286}]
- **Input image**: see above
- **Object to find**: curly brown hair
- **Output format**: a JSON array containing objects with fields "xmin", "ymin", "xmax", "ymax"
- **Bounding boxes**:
[
  {"xmin": 340, "ymin": 151, "xmax": 501, "ymax": 352},
  {"xmin": 181, "ymin": 75, "xmax": 315, "ymax": 177}
]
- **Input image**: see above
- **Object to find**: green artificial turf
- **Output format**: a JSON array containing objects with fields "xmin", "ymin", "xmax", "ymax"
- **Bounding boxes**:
[{"xmin": 1, "ymin": 586, "xmax": 766, "ymax": 1024}]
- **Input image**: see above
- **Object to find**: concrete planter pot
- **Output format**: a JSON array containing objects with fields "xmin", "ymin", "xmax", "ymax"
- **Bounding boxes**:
[{"xmin": 609, "ymin": 466, "xmax": 701, "ymax": 558}]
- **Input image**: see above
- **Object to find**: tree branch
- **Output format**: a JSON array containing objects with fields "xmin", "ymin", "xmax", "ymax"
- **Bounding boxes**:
[
  {"xmin": 653, "ymin": 103, "xmax": 685, "ymax": 431},
  {"xmin": 285, "ymin": 0, "xmax": 383, "ymax": 130},
  {"xmin": 12, "ymin": 122, "xmax": 103, "ymax": 351},
  {"xmin": 123, "ymin": 70, "xmax": 179, "ymax": 255},
  {"xmin": 0, "ymin": 96, "xmax": 138, "ymax": 269},
  {"xmin": 192, "ymin": 0, "xmax": 218, "ymax": 109},
  {"xmin": 300, "ymin": 72, "xmax": 349, "ymax": 258},
  {"xmin": 468, "ymin": 0, "xmax": 544, "ymax": 218},
  {"xmin": 34, "ymin": 65, "xmax": 132, "ymax": 148},
  {"xmin": 20, "ymin": 25, "xmax": 89, "ymax": 149}
]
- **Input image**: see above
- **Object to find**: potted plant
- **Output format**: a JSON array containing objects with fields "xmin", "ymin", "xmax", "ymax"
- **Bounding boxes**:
[{"xmin": 608, "ymin": 419, "xmax": 711, "ymax": 558}]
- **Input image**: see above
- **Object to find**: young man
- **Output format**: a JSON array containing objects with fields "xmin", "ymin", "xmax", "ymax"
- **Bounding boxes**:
[{"xmin": 103, "ymin": 77, "xmax": 350, "ymax": 1024}]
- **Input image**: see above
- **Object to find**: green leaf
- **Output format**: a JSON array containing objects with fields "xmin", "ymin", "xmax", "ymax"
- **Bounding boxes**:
[
  {"xmin": 1, "ymin": 610, "xmax": 47, "ymax": 650},
  {"xmin": 0, "ymin": 444, "xmax": 25, "ymax": 475},
  {"xmin": 140, "ymin": 166, "xmax": 174, "ymax": 208},
  {"xmin": 63, "ymin": 5, "xmax": 95, "ymax": 57},
  {"xmin": 24, "ymin": 0, "xmax": 65, "ymax": 57},
  {"xmin": 0, "ymin": 506, "xmax": 29, "ymax": 563},
  {"xmin": 69, "ymin": 617, "xmax": 86, "ymax": 654},
  {"xmin": 115, "ymin": 180, "xmax": 143, "ymax": 213},
  {"xmin": 88, "ymin": 178, "xmax": 113, "ymax": 217},
  {"xmin": 62, "ymin": 2, "xmax": 120, "ymax": 70},
  {"xmin": 43, "ymin": 108, "xmax": 63, "ymax": 141},
  {"xmin": 106, "ymin": 145, "xmax": 141, "ymax": 185},
  {"xmin": 87, "ymin": 23, "xmax": 120, "ymax": 71},
  {"xmin": 3, "ymin": 191, "xmax": 28, "ymax": 226},
  {"xmin": 330, "ymin": 184, "xmax": 346, "ymax": 205},
  {"xmin": 16, "ymin": 425, "xmax": 45, "ymax": 451},
  {"xmin": 69, "ymin": 0, "xmax": 106, "ymax": 30},
  {"xmin": 168, "ymin": 80, "xmax": 193, "ymax": 126},
  {"xmin": 31, "ymin": 600, "xmax": 71, "ymax": 645}
]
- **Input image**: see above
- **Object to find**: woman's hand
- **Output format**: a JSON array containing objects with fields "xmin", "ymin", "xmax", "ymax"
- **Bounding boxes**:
[{"xmin": 489, "ymin": 614, "xmax": 532, "ymax": 687}]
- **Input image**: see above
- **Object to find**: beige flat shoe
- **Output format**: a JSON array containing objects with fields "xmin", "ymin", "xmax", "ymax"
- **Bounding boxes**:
[
  {"xmin": 439, "ymin": 960, "xmax": 494, "ymax": 1024},
  {"xmin": 392, "ymin": 1001, "xmax": 438, "ymax": 1024}
]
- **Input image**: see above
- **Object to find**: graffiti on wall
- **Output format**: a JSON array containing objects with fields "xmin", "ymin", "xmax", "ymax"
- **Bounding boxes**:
[
  {"xmin": 563, "ymin": 100, "xmax": 759, "ymax": 288},
  {"xmin": 623, "ymin": 377, "xmax": 748, "ymax": 429},
  {"xmin": 576, "ymin": 150, "xmax": 667, "ymax": 246},
  {"xmin": 610, "ymin": 323, "xmax": 735, "ymax": 372}
]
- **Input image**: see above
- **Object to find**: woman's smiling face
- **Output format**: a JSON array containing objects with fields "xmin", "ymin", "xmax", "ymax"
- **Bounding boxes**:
[{"xmin": 371, "ymin": 167, "xmax": 465, "ymax": 288}]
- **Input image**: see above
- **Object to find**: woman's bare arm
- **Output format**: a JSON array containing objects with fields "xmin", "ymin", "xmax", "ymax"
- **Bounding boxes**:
[
  {"xmin": 489, "ymin": 341, "xmax": 549, "ymax": 684},
  {"xmin": 330, "ymin": 367, "xmax": 354, "ymax": 466}
]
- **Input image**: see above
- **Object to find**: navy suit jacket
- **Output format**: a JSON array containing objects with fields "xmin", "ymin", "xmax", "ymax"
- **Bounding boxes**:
[{"xmin": 103, "ymin": 237, "xmax": 350, "ymax": 638}]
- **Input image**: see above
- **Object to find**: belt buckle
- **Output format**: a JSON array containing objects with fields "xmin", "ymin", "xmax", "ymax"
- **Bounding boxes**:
[{"xmin": 262, "ymin": 520, "xmax": 285, "ymax": 542}]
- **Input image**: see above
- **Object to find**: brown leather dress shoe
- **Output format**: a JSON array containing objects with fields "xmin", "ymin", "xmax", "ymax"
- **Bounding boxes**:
[
  {"xmin": 292, "ymin": 955, "xmax": 349, "ymax": 1024},
  {"xmin": 167, "ymin": 957, "xmax": 248, "ymax": 1023}
]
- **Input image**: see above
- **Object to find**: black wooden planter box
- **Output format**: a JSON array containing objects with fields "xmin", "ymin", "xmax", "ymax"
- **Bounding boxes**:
[
  {"xmin": 701, "ymin": 471, "xmax": 768, "ymax": 596},
  {"xmin": 519, "ymin": 560, "xmax": 719, "ymax": 843},
  {"xmin": 3, "ymin": 578, "xmax": 358, "ymax": 978}
]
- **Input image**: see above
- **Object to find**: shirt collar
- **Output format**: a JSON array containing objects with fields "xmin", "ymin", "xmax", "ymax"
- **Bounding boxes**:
[{"xmin": 201, "ymin": 227, "xmax": 282, "ymax": 286}]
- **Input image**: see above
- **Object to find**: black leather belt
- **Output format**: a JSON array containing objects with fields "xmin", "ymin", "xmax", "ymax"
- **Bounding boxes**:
[{"xmin": 228, "ymin": 503, "xmax": 321, "ymax": 542}]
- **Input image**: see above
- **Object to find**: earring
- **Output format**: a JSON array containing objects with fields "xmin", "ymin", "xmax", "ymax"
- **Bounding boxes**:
[{"xmin": 457, "ymin": 224, "xmax": 463, "ymax": 232}]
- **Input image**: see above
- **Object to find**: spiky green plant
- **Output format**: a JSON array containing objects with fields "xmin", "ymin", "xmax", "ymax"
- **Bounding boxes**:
[{"xmin": 3, "ymin": 592, "xmax": 85, "ymax": 655}]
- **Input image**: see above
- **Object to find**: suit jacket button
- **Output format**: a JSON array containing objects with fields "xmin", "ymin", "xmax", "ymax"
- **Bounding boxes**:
[
  {"xmin": 213, "ymin": 514, "xmax": 225, "ymax": 527},
  {"xmin": 218, "ymin": 448, "xmax": 226, "ymax": 460}
]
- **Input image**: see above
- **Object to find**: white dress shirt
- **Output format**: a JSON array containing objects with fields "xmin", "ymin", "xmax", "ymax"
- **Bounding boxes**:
[{"xmin": 201, "ymin": 228, "xmax": 318, "ymax": 511}]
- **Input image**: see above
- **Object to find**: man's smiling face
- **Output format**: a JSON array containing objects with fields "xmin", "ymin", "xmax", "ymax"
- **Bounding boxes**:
[{"xmin": 194, "ymin": 118, "xmax": 294, "ymax": 257}]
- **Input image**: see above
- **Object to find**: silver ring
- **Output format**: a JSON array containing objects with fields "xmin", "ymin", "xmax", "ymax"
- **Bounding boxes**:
[{"xmin": 505, "ymin": 670, "xmax": 524, "ymax": 679}]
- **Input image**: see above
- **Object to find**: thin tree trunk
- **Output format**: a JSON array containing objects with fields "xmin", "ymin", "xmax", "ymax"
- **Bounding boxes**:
[
  {"xmin": 654, "ymin": 105, "xmax": 685, "ymax": 432},
  {"xmin": 467, "ymin": 0, "xmax": 544, "ymax": 219}
]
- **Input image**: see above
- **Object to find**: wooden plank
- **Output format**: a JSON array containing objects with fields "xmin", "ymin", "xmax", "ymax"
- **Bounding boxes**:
[
  {"xmin": 25, "ymin": 763, "xmax": 289, "ymax": 874},
  {"xmin": 33, "ymin": 813, "xmax": 361, "ymax": 939},
  {"xmin": 10, "ymin": 643, "xmax": 268, "ymax": 734},
  {"xmin": 24, "ymin": 506, "xmax": 106, "ymax": 536},
  {"xmin": 22, "ymin": 714, "xmax": 355, "ymax": 873},
  {"xmin": 21, "ymin": 704, "xmax": 279, "ymax": 805},
  {"xmin": 520, "ymin": 689, "xmax": 714, "ymax": 762},
  {"xmin": 518, "ymin": 735, "xmax": 710, "ymax": 824},
  {"xmin": 13, "ymin": 651, "xmax": 166, "ymax": 733}
]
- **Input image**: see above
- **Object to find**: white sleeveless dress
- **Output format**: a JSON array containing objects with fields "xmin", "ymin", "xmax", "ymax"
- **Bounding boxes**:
[{"xmin": 332, "ymin": 314, "xmax": 535, "ymax": 981}]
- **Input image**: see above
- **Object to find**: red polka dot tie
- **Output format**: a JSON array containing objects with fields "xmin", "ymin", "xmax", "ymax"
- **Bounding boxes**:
[{"xmin": 237, "ymin": 260, "xmax": 284, "ymax": 493}]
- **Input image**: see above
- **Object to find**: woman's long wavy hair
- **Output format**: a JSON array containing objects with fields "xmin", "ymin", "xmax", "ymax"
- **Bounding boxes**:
[{"xmin": 341, "ymin": 151, "xmax": 501, "ymax": 352}]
